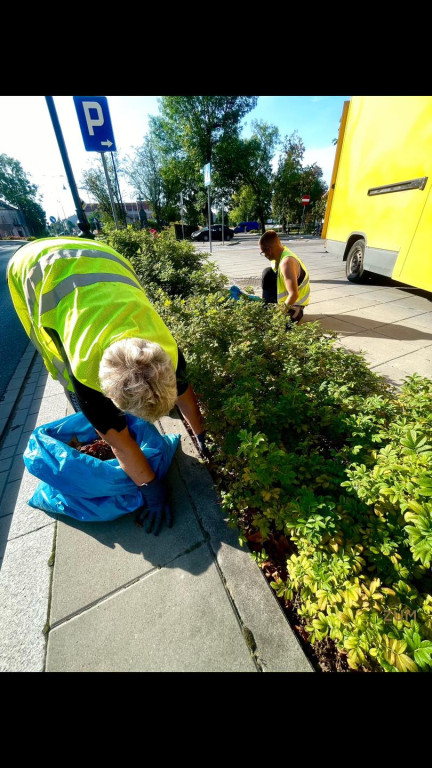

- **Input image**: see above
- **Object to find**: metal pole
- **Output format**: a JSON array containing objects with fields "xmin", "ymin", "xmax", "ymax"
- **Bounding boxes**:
[
  {"xmin": 221, "ymin": 200, "xmax": 224, "ymax": 245},
  {"xmin": 111, "ymin": 152, "xmax": 125, "ymax": 225},
  {"xmin": 45, "ymin": 96, "xmax": 94, "ymax": 239},
  {"xmin": 207, "ymin": 186, "xmax": 212, "ymax": 254},
  {"xmin": 101, "ymin": 152, "xmax": 119, "ymax": 228},
  {"xmin": 180, "ymin": 192, "xmax": 185, "ymax": 240}
]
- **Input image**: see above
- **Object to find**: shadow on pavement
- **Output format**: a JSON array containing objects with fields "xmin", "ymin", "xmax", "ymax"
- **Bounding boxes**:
[
  {"xmin": 39, "ymin": 443, "xmax": 241, "ymax": 578},
  {"xmin": 304, "ymin": 313, "xmax": 432, "ymax": 342}
]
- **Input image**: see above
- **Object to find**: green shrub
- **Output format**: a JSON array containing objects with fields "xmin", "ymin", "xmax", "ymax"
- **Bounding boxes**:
[
  {"xmin": 157, "ymin": 292, "xmax": 432, "ymax": 671},
  {"xmin": 100, "ymin": 223, "xmax": 227, "ymax": 299},
  {"xmin": 100, "ymin": 223, "xmax": 432, "ymax": 672}
]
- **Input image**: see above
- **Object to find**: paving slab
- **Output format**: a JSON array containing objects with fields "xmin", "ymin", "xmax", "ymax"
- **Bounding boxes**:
[
  {"xmin": 0, "ymin": 523, "xmax": 54, "ymax": 672},
  {"xmin": 159, "ymin": 413, "xmax": 314, "ymax": 672},
  {"xmin": 337, "ymin": 331, "xmax": 423, "ymax": 367},
  {"xmin": 46, "ymin": 545, "xmax": 257, "ymax": 672},
  {"xmin": 369, "ymin": 362, "xmax": 415, "ymax": 387},
  {"xmin": 394, "ymin": 312, "xmax": 432, "ymax": 331},
  {"xmin": 305, "ymin": 313, "xmax": 367, "ymax": 335},
  {"xmin": 338, "ymin": 303, "xmax": 428, "ymax": 327},
  {"xmin": 390, "ymin": 296, "xmax": 432, "ymax": 312},
  {"xmin": 383, "ymin": 349, "xmax": 432, "ymax": 379},
  {"xmin": 49, "ymin": 457, "xmax": 206, "ymax": 625},
  {"xmin": 370, "ymin": 323, "xmax": 432, "ymax": 348}
]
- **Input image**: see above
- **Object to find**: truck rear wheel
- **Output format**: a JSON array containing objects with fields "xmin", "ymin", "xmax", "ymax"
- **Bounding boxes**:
[{"xmin": 346, "ymin": 239, "xmax": 367, "ymax": 282}]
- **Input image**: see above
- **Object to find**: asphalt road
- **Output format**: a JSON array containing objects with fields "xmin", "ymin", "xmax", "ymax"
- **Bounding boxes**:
[{"xmin": 0, "ymin": 241, "xmax": 29, "ymax": 400}]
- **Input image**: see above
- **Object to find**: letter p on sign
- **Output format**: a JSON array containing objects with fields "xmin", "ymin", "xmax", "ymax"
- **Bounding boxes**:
[{"xmin": 83, "ymin": 101, "xmax": 104, "ymax": 135}]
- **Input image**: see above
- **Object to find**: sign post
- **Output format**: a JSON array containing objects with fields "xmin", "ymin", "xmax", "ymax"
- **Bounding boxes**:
[
  {"xmin": 73, "ymin": 96, "xmax": 119, "ymax": 228},
  {"xmin": 45, "ymin": 96, "xmax": 94, "ymax": 239},
  {"xmin": 301, "ymin": 194, "xmax": 311, "ymax": 232},
  {"xmin": 203, "ymin": 163, "xmax": 212, "ymax": 253},
  {"xmin": 101, "ymin": 153, "xmax": 119, "ymax": 228},
  {"xmin": 179, "ymin": 192, "xmax": 185, "ymax": 240}
]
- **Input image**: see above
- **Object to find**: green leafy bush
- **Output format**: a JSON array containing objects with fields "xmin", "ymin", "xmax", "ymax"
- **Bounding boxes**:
[
  {"xmin": 100, "ymin": 223, "xmax": 227, "ymax": 299},
  {"xmin": 102, "ymin": 224, "xmax": 432, "ymax": 671}
]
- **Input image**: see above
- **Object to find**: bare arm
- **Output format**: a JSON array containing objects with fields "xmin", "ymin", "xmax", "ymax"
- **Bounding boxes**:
[
  {"xmin": 96, "ymin": 425, "xmax": 156, "ymax": 485},
  {"xmin": 280, "ymin": 257, "xmax": 299, "ymax": 308}
]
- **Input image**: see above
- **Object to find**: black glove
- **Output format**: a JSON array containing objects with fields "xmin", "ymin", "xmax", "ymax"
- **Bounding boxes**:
[{"xmin": 135, "ymin": 476, "xmax": 172, "ymax": 535}]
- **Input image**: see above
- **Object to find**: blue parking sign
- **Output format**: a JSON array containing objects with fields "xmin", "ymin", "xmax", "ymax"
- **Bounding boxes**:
[{"xmin": 73, "ymin": 96, "xmax": 117, "ymax": 152}]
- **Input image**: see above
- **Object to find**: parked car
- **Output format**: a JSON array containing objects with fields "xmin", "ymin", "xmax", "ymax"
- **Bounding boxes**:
[
  {"xmin": 233, "ymin": 221, "xmax": 260, "ymax": 233},
  {"xmin": 191, "ymin": 224, "xmax": 234, "ymax": 242}
]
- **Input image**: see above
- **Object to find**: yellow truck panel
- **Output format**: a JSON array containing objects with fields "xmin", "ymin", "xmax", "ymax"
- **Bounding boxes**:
[{"xmin": 324, "ymin": 96, "xmax": 432, "ymax": 292}]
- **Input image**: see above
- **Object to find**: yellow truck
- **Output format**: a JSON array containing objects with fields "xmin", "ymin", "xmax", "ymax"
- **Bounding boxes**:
[{"xmin": 323, "ymin": 96, "xmax": 432, "ymax": 292}]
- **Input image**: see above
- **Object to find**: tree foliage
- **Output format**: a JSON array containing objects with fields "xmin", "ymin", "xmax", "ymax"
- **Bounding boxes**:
[
  {"xmin": 272, "ymin": 132, "xmax": 328, "ymax": 231},
  {"xmin": 80, "ymin": 156, "xmax": 126, "ymax": 225},
  {"xmin": 0, "ymin": 153, "xmax": 47, "ymax": 236},
  {"xmin": 273, "ymin": 131, "xmax": 305, "ymax": 230},
  {"xmin": 122, "ymin": 135, "xmax": 166, "ymax": 226},
  {"xmin": 234, "ymin": 120, "xmax": 280, "ymax": 233},
  {"xmin": 149, "ymin": 96, "xmax": 258, "ymax": 225}
]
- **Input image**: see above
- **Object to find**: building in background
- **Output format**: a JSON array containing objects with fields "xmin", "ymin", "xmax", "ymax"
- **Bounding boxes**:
[
  {"xmin": 82, "ymin": 201, "xmax": 153, "ymax": 225},
  {"xmin": 65, "ymin": 201, "xmax": 154, "ymax": 233},
  {"xmin": 0, "ymin": 202, "xmax": 30, "ymax": 238}
]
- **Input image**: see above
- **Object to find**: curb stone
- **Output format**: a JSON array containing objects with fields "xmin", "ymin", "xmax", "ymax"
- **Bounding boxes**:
[{"xmin": 0, "ymin": 342, "xmax": 37, "ymax": 442}]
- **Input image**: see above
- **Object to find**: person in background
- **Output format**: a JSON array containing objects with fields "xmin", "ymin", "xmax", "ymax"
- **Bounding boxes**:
[{"xmin": 259, "ymin": 230, "xmax": 310, "ymax": 323}]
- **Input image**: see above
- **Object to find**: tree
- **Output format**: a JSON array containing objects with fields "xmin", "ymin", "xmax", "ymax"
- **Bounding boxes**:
[
  {"xmin": 0, "ymin": 153, "xmax": 47, "ymax": 236},
  {"xmin": 272, "ymin": 131, "xmax": 305, "ymax": 232},
  {"xmin": 122, "ymin": 135, "xmax": 164, "ymax": 226},
  {"xmin": 122, "ymin": 134, "xmax": 184, "ymax": 227},
  {"xmin": 229, "ymin": 186, "xmax": 257, "ymax": 226},
  {"xmin": 233, "ymin": 120, "xmax": 280, "ymax": 233},
  {"xmin": 80, "ymin": 156, "xmax": 126, "ymax": 225},
  {"xmin": 150, "ymin": 96, "xmax": 258, "ymax": 225},
  {"xmin": 299, "ymin": 163, "xmax": 328, "ymax": 231}
]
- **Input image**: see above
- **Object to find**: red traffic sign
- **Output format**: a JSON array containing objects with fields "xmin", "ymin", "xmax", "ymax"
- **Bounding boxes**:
[{"xmin": 302, "ymin": 195, "xmax": 311, "ymax": 205}]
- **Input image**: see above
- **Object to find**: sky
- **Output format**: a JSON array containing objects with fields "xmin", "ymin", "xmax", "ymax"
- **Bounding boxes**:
[{"xmin": 0, "ymin": 95, "xmax": 351, "ymax": 221}]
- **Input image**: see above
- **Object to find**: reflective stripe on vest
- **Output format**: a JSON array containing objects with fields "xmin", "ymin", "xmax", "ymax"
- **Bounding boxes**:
[
  {"xmin": 274, "ymin": 249, "xmax": 310, "ymax": 306},
  {"xmin": 39, "ymin": 273, "xmax": 140, "ymax": 316},
  {"xmin": 24, "ymin": 248, "xmax": 139, "ymax": 318},
  {"xmin": 7, "ymin": 239, "xmax": 178, "ymax": 393}
]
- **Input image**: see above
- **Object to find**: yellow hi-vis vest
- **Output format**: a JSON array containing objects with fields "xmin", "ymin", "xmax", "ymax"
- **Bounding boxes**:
[
  {"xmin": 7, "ymin": 237, "xmax": 178, "ymax": 393},
  {"xmin": 271, "ymin": 247, "xmax": 310, "ymax": 307}
]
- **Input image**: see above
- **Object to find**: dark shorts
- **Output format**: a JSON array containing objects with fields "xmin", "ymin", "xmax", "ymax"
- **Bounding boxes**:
[
  {"xmin": 70, "ymin": 347, "xmax": 189, "ymax": 434},
  {"xmin": 261, "ymin": 267, "xmax": 304, "ymax": 325}
]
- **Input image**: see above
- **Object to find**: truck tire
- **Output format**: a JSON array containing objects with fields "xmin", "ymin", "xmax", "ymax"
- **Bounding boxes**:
[{"xmin": 346, "ymin": 239, "xmax": 367, "ymax": 282}]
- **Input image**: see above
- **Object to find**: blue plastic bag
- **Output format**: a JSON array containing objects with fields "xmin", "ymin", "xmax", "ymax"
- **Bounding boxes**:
[{"xmin": 23, "ymin": 411, "xmax": 181, "ymax": 522}]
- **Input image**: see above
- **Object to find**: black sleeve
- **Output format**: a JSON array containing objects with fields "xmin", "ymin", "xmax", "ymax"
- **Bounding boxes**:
[
  {"xmin": 74, "ymin": 345, "xmax": 189, "ymax": 429},
  {"xmin": 43, "ymin": 326, "xmax": 127, "ymax": 434},
  {"xmin": 70, "ymin": 373, "xmax": 127, "ymax": 434},
  {"xmin": 45, "ymin": 326, "xmax": 188, "ymax": 428},
  {"xmin": 176, "ymin": 347, "xmax": 189, "ymax": 396}
]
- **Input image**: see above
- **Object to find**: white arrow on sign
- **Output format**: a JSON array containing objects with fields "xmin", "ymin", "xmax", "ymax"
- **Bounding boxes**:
[{"xmin": 101, "ymin": 140, "xmax": 113, "ymax": 147}]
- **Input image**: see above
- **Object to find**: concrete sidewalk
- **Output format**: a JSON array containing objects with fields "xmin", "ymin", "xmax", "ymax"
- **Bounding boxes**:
[
  {"xmin": 1, "ymin": 238, "xmax": 431, "ymax": 672},
  {"xmin": 0, "ymin": 347, "xmax": 312, "ymax": 673}
]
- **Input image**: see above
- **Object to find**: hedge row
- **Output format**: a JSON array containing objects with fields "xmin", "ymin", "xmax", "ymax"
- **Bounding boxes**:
[{"xmin": 102, "ymin": 226, "xmax": 432, "ymax": 672}]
